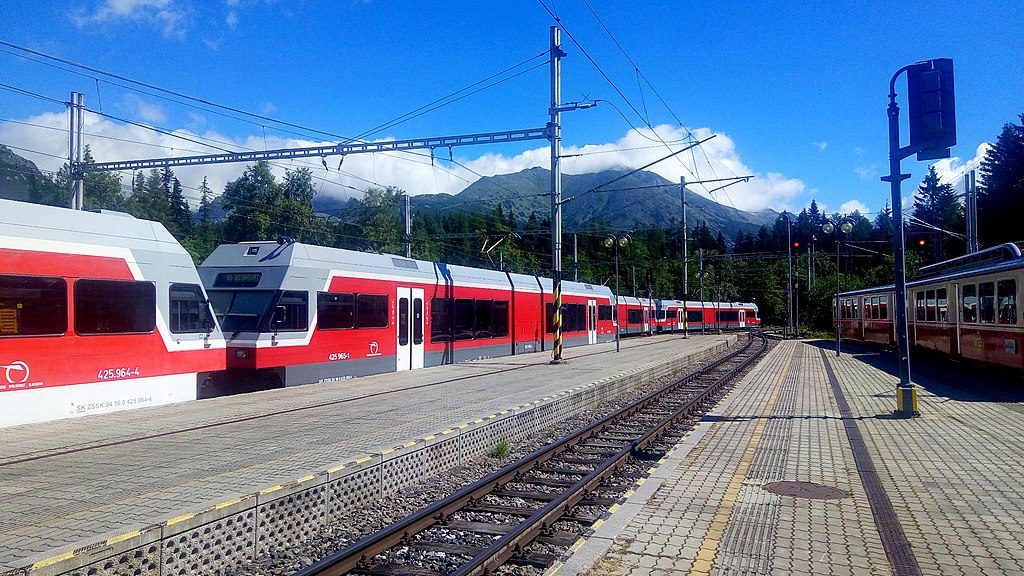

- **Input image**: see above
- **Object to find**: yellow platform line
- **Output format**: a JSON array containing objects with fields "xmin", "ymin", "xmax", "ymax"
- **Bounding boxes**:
[{"xmin": 687, "ymin": 342, "xmax": 795, "ymax": 576}]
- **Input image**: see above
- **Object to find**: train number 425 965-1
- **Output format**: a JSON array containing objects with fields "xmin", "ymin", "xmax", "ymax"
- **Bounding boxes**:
[{"xmin": 97, "ymin": 367, "xmax": 141, "ymax": 380}]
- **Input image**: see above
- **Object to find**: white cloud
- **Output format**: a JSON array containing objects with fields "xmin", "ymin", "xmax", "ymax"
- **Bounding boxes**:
[
  {"xmin": 812, "ymin": 141, "xmax": 828, "ymax": 152},
  {"xmin": 854, "ymin": 164, "xmax": 878, "ymax": 180},
  {"xmin": 839, "ymin": 199, "xmax": 869, "ymax": 215},
  {"xmin": 225, "ymin": 9, "xmax": 238, "ymax": 29},
  {"xmin": 260, "ymin": 102, "xmax": 277, "ymax": 116},
  {"xmin": 853, "ymin": 146, "xmax": 865, "ymax": 156},
  {"xmin": 121, "ymin": 94, "xmax": 166, "ymax": 123},
  {"xmin": 0, "ymin": 117, "xmax": 806, "ymax": 213},
  {"xmin": 930, "ymin": 142, "xmax": 990, "ymax": 195},
  {"xmin": 71, "ymin": 0, "xmax": 188, "ymax": 38}
]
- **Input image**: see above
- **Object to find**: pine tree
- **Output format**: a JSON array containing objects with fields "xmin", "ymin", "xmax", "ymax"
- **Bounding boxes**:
[
  {"xmin": 913, "ymin": 165, "xmax": 962, "ymax": 260},
  {"xmin": 168, "ymin": 177, "xmax": 192, "ymax": 236},
  {"xmin": 978, "ymin": 113, "xmax": 1024, "ymax": 247},
  {"xmin": 80, "ymin": 146, "xmax": 126, "ymax": 211}
]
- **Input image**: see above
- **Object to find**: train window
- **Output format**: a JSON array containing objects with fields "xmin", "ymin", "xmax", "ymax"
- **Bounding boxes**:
[
  {"xmin": 0, "ymin": 274, "xmax": 67, "ymax": 337},
  {"xmin": 935, "ymin": 290, "xmax": 946, "ymax": 322},
  {"xmin": 997, "ymin": 279, "xmax": 1017, "ymax": 325},
  {"xmin": 493, "ymin": 301, "xmax": 509, "ymax": 337},
  {"xmin": 454, "ymin": 298, "xmax": 476, "ymax": 340},
  {"xmin": 75, "ymin": 279, "xmax": 155, "ymax": 335},
  {"xmin": 169, "ymin": 283, "xmax": 213, "ymax": 334},
  {"xmin": 208, "ymin": 290, "xmax": 275, "ymax": 332},
  {"xmin": 870, "ymin": 296, "xmax": 879, "ymax": 320},
  {"xmin": 915, "ymin": 291, "xmax": 926, "ymax": 321},
  {"xmin": 569, "ymin": 304, "xmax": 587, "ymax": 332},
  {"xmin": 686, "ymin": 310, "xmax": 702, "ymax": 323},
  {"xmin": 656, "ymin": 310, "xmax": 666, "ymax": 320},
  {"xmin": 398, "ymin": 297, "xmax": 409, "ymax": 346},
  {"xmin": 925, "ymin": 290, "xmax": 936, "ymax": 322},
  {"xmin": 475, "ymin": 300, "xmax": 493, "ymax": 338},
  {"xmin": 627, "ymin": 309, "xmax": 643, "ymax": 324},
  {"xmin": 666, "ymin": 310, "xmax": 677, "ymax": 319},
  {"xmin": 430, "ymin": 297, "xmax": 452, "ymax": 342},
  {"xmin": 598, "ymin": 305, "xmax": 613, "ymax": 321},
  {"xmin": 356, "ymin": 294, "xmax": 389, "ymax": 328},
  {"xmin": 545, "ymin": 303, "xmax": 555, "ymax": 334},
  {"xmin": 979, "ymin": 282, "xmax": 996, "ymax": 324},
  {"xmin": 717, "ymin": 310, "xmax": 739, "ymax": 322},
  {"xmin": 962, "ymin": 285, "xmax": 978, "ymax": 323},
  {"xmin": 413, "ymin": 299, "xmax": 424, "ymax": 344},
  {"xmin": 880, "ymin": 295, "xmax": 889, "ymax": 320},
  {"xmin": 318, "ymin": 292, "xmax": 356, "ymax": 330},
  {"xmin": 270, "ymin": 291, "xmax": 308, "ymax": 332}
]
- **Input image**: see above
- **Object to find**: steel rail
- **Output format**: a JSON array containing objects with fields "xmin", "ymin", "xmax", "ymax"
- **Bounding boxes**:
[{"xmin": 296, "ymin": 332, "xmax": 766, "ymax": 576}]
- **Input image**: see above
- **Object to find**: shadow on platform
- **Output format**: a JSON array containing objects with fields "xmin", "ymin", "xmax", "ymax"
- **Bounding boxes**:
[{"xmin": 802, "ymin": 339, "xmax": 1024, "ymax": 405}]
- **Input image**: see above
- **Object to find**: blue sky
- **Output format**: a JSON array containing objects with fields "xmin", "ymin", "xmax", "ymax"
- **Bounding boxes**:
[{"xmin": 1, "ymin": 0, "xmax": 1021, "ymax": 217}]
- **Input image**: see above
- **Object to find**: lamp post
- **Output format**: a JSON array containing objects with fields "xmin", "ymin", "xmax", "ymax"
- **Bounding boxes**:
[
  {"xmin": 604, "ymin": 234, "xmax": 631, "ymax": 352},
  {"xmin": 823, "ymin": 219, "xmax": 854, "ymax": 356}
]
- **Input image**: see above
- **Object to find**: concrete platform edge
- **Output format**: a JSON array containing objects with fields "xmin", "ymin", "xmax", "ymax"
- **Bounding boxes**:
[{"xmin": 14, "ymin": 336, "xmax": 736, "ymax": 576}]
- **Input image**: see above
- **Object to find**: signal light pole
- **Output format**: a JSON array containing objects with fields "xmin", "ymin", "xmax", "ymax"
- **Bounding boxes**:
[{"xmin": 883, "ymin": 58, "xmax": 956, "ymax": 418}]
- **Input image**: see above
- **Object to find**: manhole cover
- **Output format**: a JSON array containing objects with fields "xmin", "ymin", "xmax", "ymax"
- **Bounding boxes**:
[{"xmin": 763, "ymin": 481, "xmax": 847, "ymax": 500}]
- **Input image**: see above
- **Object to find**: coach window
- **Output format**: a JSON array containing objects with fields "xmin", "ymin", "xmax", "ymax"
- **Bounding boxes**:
[
  {"xmin": 686, "ymin": 310, "xmax": 702, "ymax": 323},
  {"xmin": 598, "ymin": 305, "xmax": 613, "ymax": 321},
  {"xmin": 925, "ymin": 290, "xmax": 936, "ymax": 322},
  {"xmin": 398, "ymin": 297, "xmax": 409, "ymax": 345},
  {"xmin": 269, "ymin": 291, "xmax": 308, "ymax": 331},
  {"xmin": 0, "ymin": 274, "xmax": 67, "ymax": 337},
  {"xmin": 170, "ymin": 283, "xmax": 213, "ymax": 333},
  {"xmin": 318, "ymin": 292, "xmax": 356, "ymax": 329},
  {"xmin": 455, "ymin": 298, "xmax": 476, "ymax": 339},
  {"xmin": 493, "ymin": 301, "xmax": 509, "ymax": 337},
  {"xmin": 997, "ymin": 279, "xmax": 1017, "ymax": 324},
  {"xmin": 627, "ymin": 309, "xmax": 643, "ymax": 324},
  {"xmin": 356, "ymin": 294, "xmax": 389, "ymax": 328},
  {"xmin": 962, "ymin": 284, "xmax": 978, "ymax": 323},
  {"xmin": 666, "ymin": 310, "xmax": 677, "ymax": 319},
  {"xmin": 430, "ymin": 297, "xmax": 452, "ymax": 342},
  {"xmin": 413, "ymin": 299, "xmax": 424, "ymax": 344},
  {"xmin": 75, "ymin": 279, "xmax": 155, "ymax": 335},
  {"xmin": 915, "ymin": 291, "xmax": 926, "ymax": 321},
  {"xmin": 979, "ymin": 282, "xmax": 996, "ymax": 324},
  {"xmin": 879, "ymin": 295, "xmax": 889, "ymax": 320},
  {"xmin": 936, "ymin": 289, "xmax": 947, "ymax": 322},
  {"xmin": 475, "ymin": 300, "xmax": 494, "ymax": 338}
]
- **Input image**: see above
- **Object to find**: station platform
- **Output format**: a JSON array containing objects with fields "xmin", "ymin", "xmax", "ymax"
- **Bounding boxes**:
[
  {"xmin": 559, "ymin": 340, "xmax": 1024, "ymax": 576},
  {"xmin": 0, "ymin": 333, "xmax": 736, "ymax": 576}
]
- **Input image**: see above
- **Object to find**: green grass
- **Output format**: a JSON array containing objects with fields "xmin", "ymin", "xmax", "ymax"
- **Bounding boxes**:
[{"xmin": 489, "ymin": 439, "xmax": 511, "ymax": 459}]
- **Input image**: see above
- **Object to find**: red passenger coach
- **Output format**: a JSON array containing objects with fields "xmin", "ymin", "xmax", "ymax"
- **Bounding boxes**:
[
  {"xmin": 198, "ymin": 241, "xmax": 617, "ymax": 389},
  {"xmin": 0, "ymin": 199, "xmax": 226, "ymax": 428},
  {"xmin": 836, "ymin": 243, "xmax": 1024, "ymax": 371}
]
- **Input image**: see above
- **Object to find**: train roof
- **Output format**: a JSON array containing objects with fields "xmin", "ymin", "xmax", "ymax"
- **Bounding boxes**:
[
  {"xmin": 0, "ymin": 198, "xmax": 185, "ymax": 255},
  {"xmin": 839, "ymin": 248, "xmax": 1024, "ymax": 298}
]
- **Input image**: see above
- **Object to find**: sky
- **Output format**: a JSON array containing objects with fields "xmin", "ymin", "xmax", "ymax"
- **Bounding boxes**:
[{"xmin": 1, "ymin": 0, "xmax": 1021, "ymax": 219}]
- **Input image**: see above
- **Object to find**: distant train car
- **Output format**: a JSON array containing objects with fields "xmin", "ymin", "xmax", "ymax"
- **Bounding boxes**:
[
  {"xmin": 616, "ymin": 296, "xmax": 652, "ymax": 336},
  {"xmin": 654, "ymin": 299, "xmax": 760, "ymax": 333},
  {"xmin": 0, "ymin": 199, "xmax": 226, "ymax": 428},
  {"xmin": 836, "ymin": 243, "xmax": 1023, "ymax": 371},
  {"xmin": 198, "ymin": 241, "xmax": 618, "ymax": 389}
]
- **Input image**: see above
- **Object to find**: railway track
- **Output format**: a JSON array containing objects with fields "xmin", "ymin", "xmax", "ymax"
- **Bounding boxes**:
[{"xmin": 295, "ymin": 331, "xmax": 768, "ymax": 576}]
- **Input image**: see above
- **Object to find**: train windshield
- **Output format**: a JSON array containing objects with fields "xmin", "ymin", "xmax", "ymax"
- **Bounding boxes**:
[{"xmin": 208, "ymin": 290, "xmax": 276, "ymax": 333}]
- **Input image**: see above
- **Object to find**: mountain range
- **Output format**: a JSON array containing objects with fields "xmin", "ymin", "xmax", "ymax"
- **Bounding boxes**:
[{"xmin": 0, "ymin": 144, "xmax": 777, "ymax": 239}]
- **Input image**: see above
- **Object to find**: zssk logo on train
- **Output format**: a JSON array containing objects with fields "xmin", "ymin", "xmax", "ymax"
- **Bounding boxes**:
[{"xmin": 1, "ymin": 361, "xmax": 30, "ymax": 384}]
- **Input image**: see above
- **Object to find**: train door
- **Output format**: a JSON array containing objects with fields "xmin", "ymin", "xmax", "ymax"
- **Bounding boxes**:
[
  {"xmin": 643, "ymin": 306, "xmax": 650, "ymax": 333},
  {"xmin": 953, "ymin": 282, "xmax": 961, "ymax": 356},
  {"xmin": 587, "ymin": 300, "xmax": 597, "ymax": 344},
  {"xmin": 396, "ymin": 287, "xmax": 424, "ymax": 371},
  {"xmin": 738, "ymin": 309, "xmax": 746, "ymax": 328}
]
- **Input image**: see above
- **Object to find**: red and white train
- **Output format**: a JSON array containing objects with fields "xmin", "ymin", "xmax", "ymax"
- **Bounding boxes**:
[
  {"xmin": 0, "ymin": 199, "xmax": 226, "ymax": 428},
  {"xmin": 835, "ymin": 243, "xmax": 1024, "ymax": 371},
  {"xmin": 1, "ymin": 202, "xmax": 759, "ymax": 427}
]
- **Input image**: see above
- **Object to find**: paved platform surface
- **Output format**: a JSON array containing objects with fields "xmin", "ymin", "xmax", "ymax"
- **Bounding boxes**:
[
  {"xmin": 561, "ymin": 340, "xmax": 1024, "ymax": 576},
  {"xmin": 0, "ymin": 333, "xmax": 733, "ymax": 572}
]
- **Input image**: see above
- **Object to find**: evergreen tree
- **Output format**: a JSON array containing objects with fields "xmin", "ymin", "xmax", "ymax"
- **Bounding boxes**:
[
  {"xmin": 912, "ymin": 165, "xmax": 962, "ymax": 261},
  {"xmin": 978, "ymin": 113, "xmax": 1024, "ymax": 247},
  {"xmin": 80, "ymin": 146, "xmax": 126, "ymax": 211},
  {"xmin": 168, "ymin": 177, "xmax": 192, "ymax": 236},
  {"xmin": 221, "ymin": 161, "xmax": 279, "ymax": 242}
]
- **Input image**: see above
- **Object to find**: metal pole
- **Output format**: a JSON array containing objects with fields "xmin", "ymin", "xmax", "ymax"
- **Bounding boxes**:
[
  {"xmin": 74, "ymin": 92, "xmax": 84, "ymax": 210},
  {"xmin": 972, "ymin": 170, "xmax": 979, "ymax": 251},
  {"xmin": 681, "ymin": 177, "xmax": 688, "ymax": 338},
  {"xmin": 786, "ymin": 218, "xmax": 793, "ymax": 338},
  {"xmin": 699, "ymin": 248, "xmax": 705, "ymax": 335},
  {"xmin": 404, "ymin": 193, "xmax": 412, "ymax": 258},
  {"xmin": 549, "ymin": 25, "xmax": 564, "ymax": 363},
  {"xmin": 614, "ymin": 243, "xmax": 621, "ymax": 352},
  {"xmin": 67, "ymin": 92, "xmax": 76, "ymax": 209},
  {"xmin": 883, "ymin": 76, "xmax": 916, "ymax": 416},
  {"xmin": 573, "ymin": 234, "xmax": 578, "ymax": 282},
  {"xmin": 631, "ymin": 265, "xmax": 636, "ymax": 298},
  {"xmin": 836, "ymin": 232, "xmax": 841, "ymax": 356}
]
